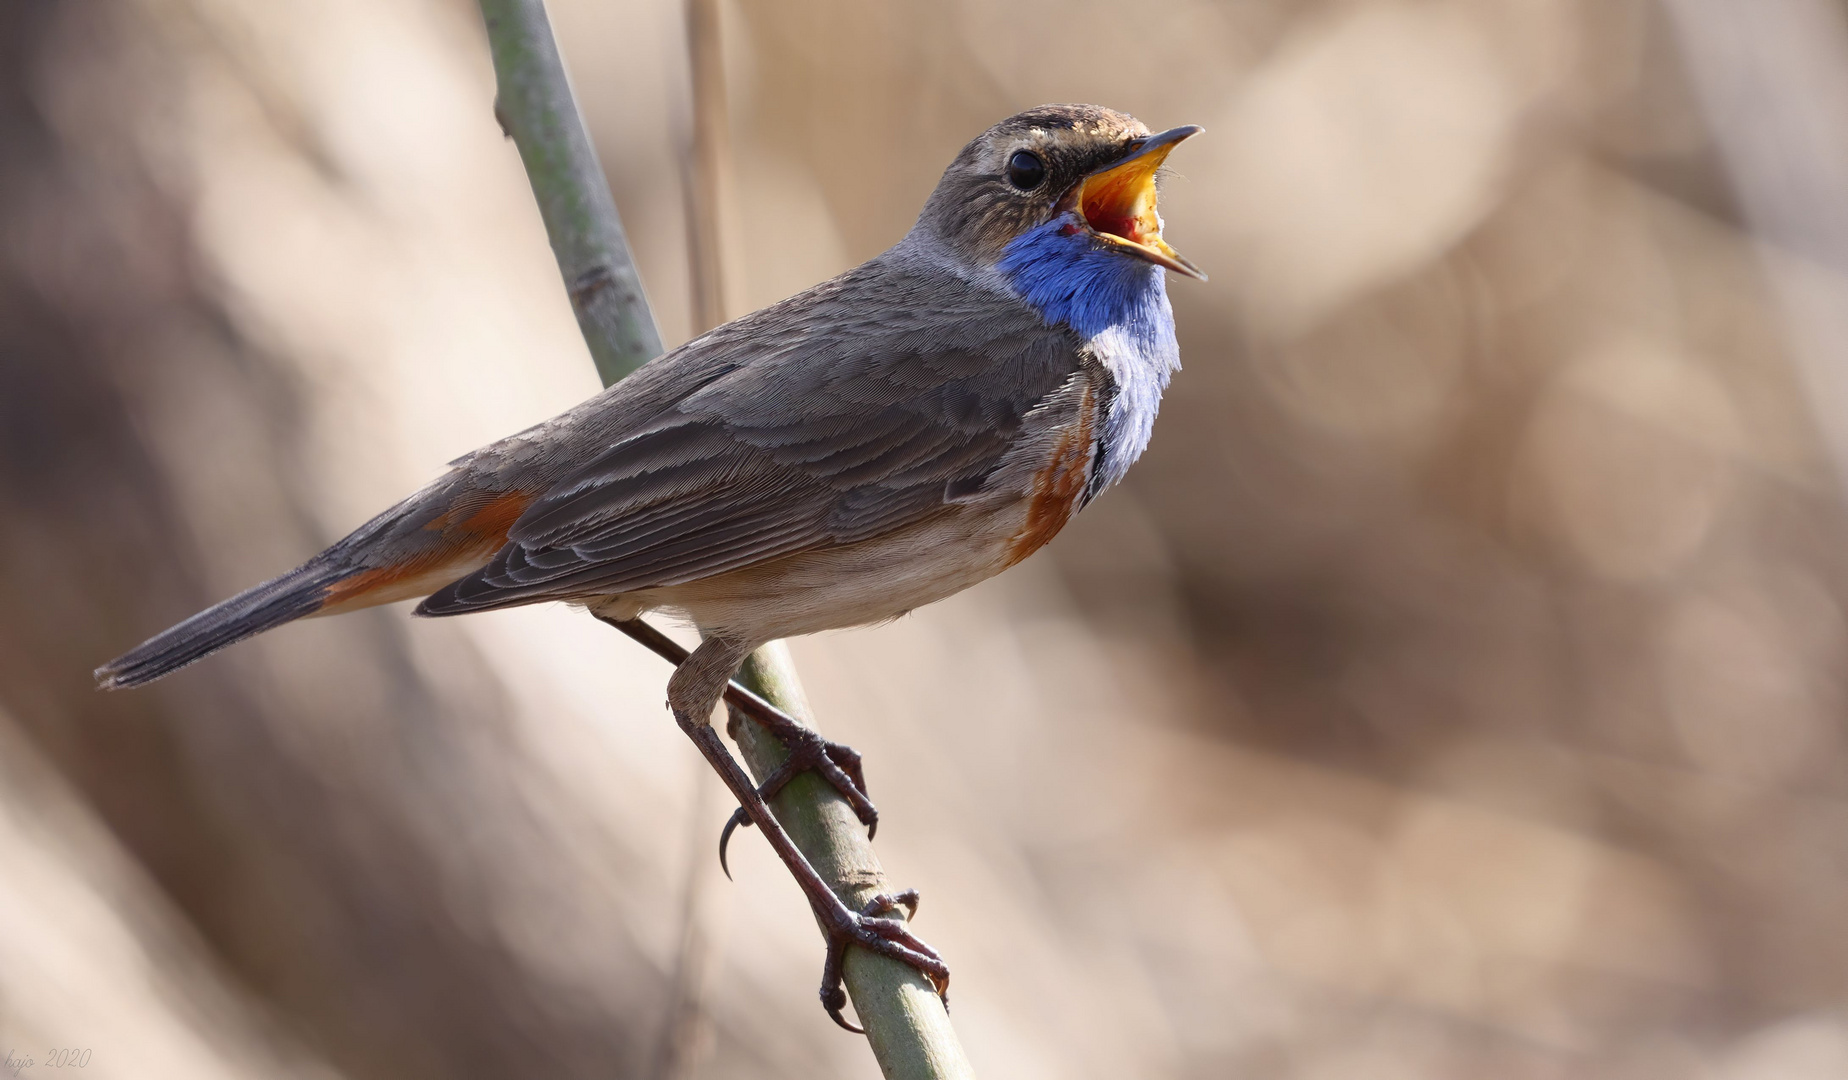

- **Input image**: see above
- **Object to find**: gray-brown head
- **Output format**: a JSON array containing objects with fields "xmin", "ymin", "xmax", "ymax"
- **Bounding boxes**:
[{"xmin": 912, "ymin": 104, "xmax": 1203, "ymax": 279}]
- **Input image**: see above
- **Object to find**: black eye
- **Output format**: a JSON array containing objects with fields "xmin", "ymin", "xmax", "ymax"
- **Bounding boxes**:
[{"xmin": 1005, "ymin": 150, "xmax": 1046, "ymax": 191}]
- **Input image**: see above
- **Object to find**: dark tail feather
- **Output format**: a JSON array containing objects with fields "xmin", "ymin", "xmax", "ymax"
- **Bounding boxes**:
[{"xmin": 94, "ymin": 562, "xmax": 351, "ymax": 690}]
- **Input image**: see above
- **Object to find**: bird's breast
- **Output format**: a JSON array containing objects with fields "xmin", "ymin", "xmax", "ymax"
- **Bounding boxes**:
[
  {"xmin": 1004, "ymin": 381, "xmax": 1099, "ymax": 567},
  {"xmin": 995, "ymin": 219, "xmax": 1180, "ymax": 499}
]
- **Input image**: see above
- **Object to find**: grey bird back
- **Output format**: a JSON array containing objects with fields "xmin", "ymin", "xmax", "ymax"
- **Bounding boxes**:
[{"xmin": 420, "ymin": 250, "xmax": 1085, "ymax": 614}]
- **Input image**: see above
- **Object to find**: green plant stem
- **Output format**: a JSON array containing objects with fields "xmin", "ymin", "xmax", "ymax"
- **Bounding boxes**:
[
  {"xmin": 729, "ymin": 645, "xmax": 973, "ymax": 1078},
  {"xmin": 479, "ymin": 0, "xmax": 661, "ymax": 385},
  {"xmin": 474, "ymin": 1, "xmax": 973, "ymax": 1075}
]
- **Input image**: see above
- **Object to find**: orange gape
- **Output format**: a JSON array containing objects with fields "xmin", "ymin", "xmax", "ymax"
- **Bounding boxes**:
[
  {"xmin": 321, "ymin": 489, "xmax": 534, "ymax": 610},
  {"xmin": 1005, "ymin": 386, "xmax": 1095, "ymax": 567}
]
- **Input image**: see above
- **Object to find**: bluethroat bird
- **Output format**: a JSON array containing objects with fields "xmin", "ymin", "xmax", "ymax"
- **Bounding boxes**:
[{"xmin": 98, "ymin": 103, "xmax": 1203, "ymax": 1030}]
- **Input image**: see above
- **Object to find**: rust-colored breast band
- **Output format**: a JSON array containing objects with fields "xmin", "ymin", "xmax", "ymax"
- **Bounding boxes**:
[{"xmin": 1004, "ymin": 386, "xmax": 1096, "ymax": 567}]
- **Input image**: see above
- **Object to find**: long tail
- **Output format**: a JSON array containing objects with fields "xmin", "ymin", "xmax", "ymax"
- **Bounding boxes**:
[
  {"xmin": 94, "ymin": 561, "xmax": 352, "ymax": 690},
  {"xmin": 95, "ymin": 479, "xmax": 537, "ymax": 690}
]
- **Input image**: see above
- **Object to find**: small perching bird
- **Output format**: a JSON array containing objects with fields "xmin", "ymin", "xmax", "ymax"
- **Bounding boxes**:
[{"xmin": 98, "ymin": 103, "xmax": 1202, "ymax": 1029}]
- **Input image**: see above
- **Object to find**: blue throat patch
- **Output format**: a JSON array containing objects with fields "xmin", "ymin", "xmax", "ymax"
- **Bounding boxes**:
[{"xmin": 996, "ymin": 215, "xmax": 1180, "ymax": 495}]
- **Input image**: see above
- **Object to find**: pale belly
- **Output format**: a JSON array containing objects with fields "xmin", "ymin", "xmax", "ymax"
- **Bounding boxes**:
[
  {"xmin": 589, "ymin": 501, "xmax": 1039, "ymax": 643},
  {"xmin": 585, "ymin": 377, "xmax": 1101, "ymax": 645}
]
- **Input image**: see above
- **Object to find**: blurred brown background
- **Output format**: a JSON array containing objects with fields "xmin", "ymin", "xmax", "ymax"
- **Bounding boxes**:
[{"xmin": 5, "ymin": 0, "xmax": 1848, "ymax": 1077}]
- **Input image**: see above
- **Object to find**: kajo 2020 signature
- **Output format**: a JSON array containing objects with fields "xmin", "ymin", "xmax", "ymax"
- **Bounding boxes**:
[{"xmin": 6, "ymin": 1047, "xmax": 92, "ymax": 1073}]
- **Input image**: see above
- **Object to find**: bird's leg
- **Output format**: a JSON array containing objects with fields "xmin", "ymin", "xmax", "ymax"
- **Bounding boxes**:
[
  {"xmin": 597, "ymin": 615, "xmax": 879, "ymax": 868},
  {"xmin": 664, "ymin": 635, "xmax": 949, "ymax": 1033}
]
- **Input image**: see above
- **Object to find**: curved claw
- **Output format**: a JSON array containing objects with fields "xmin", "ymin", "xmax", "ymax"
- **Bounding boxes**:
[
  {"xmin": 717, "ymin": 806, "xmax": 753, "ymax": 880},
  {"xmin": 866, "ymin": 889, "xmax": 920, "ymax": 922},
  {"xmin": 816, "ymin": 890, "xmax": 951, "ymax": 1034},
  {"xmin": 796, "ymin": 739, "xmax": 878, "ymax": 836},
  {"xmin": 714, "ymin": 734, "xmax": 879, "ymax": 875},
  {"xmin": 821, "ymin": 950, "xmax": 864, "ymax": 1033}
]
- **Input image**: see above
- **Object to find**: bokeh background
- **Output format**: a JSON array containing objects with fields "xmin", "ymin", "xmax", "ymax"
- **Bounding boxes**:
[{"xmin": 5, "ymin": 0, "xmax": 1848, "ymax": 1077}]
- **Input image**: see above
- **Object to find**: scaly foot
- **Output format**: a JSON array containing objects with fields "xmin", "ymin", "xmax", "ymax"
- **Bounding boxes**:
[
  {"xmin": 719, "ymin": 723, "xmax": 876, "ymax": 877},
  {"xmin": 816, "ymin": 889, "xmax": 948, "ymax": 1033},
  {"xmin": 593, "ymin": 613, "xmax": 879, "ymax": 872}
]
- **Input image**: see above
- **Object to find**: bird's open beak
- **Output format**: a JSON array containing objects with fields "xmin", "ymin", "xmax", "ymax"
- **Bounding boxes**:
[{"xmin": 1058, "ymin": 125, "xmax": 1205, "ymax": 280}]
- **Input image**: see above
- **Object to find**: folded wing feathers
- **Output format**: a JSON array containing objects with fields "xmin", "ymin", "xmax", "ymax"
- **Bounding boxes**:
[{"xmin": 418, "ymin": 263, "xmax": 1087, "ymax": 617}]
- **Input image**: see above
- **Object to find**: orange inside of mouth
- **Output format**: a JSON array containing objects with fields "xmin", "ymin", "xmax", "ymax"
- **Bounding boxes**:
[
  {"xmin": 1058, "ymin": 130, "xmax": 1205, "ymax": 279},
  {"xmin": 1078, "ymin": 150, "xmax": 1166, "ymax": 246}
]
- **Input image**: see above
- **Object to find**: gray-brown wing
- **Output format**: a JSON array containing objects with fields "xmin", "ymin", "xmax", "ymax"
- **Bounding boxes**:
[{"xmin": 419, "ymin": 277, "xmax": 1082, "ymax": 615}]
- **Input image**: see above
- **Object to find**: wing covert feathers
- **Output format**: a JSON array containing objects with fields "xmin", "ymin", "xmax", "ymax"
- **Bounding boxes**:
[{"xmin": 420, "ymin": 258, "xmax": 1087, "ymax": 616}]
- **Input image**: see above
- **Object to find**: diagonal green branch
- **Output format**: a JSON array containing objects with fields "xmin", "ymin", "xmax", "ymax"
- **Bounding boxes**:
[
  {"xmin": 729, "ymin": 645, "xmax": 974, "ymax": 1078},
  {"xmin": 473, "ymin": 1, "xmax": 974, "ymax": 1076},
  {"xmin": 480, "ymin": 0, "xmax": 662, "ymax": 386}
]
